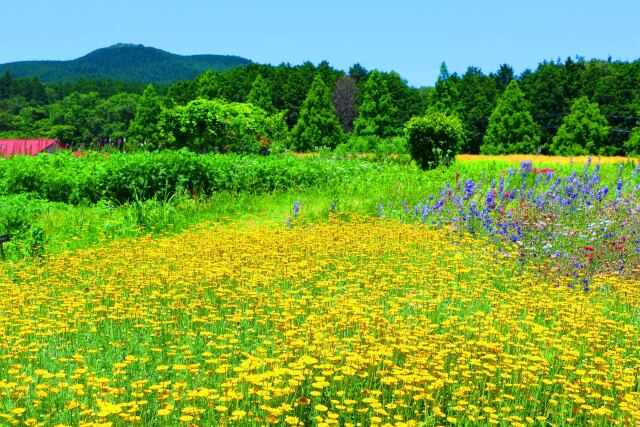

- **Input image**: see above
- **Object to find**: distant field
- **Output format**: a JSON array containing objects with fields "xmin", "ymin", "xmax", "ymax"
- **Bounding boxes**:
[{"xmin": 457, "ymin": 153, "xmax": 636, "ymax": 165}]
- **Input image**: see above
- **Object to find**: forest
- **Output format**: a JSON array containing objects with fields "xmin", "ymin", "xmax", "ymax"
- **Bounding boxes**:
[{"xmin": 1, "ymin": 56, "xmax": 639, "ymax": 156}]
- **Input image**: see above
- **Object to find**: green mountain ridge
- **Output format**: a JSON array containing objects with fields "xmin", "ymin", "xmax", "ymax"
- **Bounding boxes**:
[{"xmin": 0, "ymin": 43, "xmax": 252, "ymax": 85}]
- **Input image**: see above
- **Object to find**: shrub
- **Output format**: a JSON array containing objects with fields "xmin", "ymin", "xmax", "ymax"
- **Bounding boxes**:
[
  {"xmin": 404, "ymin": 112, "xmax": 464, "ymax": 169},
  {"xmin": 158, "ymin": 99, "xmax": 288, "ymax": 154}
]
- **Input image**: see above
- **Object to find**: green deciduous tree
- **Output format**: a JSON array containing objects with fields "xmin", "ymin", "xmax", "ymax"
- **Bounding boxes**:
[
  {"xmin": 353, "ymin": 70, "xmax": 399, "ymax": 137},
  {"xmin": 481, "ymin": 81, "xmax": 540, "ymax": 154},
  {"xmin": 290, "ymin": 75, "xmax": 344, "ymax": 151},
  {"xmin": 550, "ymin": 96, "xmax": 611, "ymax": 155},
  {"xmin": 405, "ymin": 111, "xmax": 465, "ymax": 169},
  {"xmin": 97, "ymin": 92, "xmax": 139, "ymax": 141},
  {"xmin": 246, "ymin": 74, "xmax": 275, "ymax": 114},
  {"xmin": 47, "ymin": 91, "xmax": 102, "ymax": 145}
]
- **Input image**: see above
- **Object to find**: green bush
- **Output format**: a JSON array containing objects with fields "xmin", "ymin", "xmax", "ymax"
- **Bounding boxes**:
[
  {"xmin": 158, "ymin": 98, "xmax": 288, "ymax": 154},
  {"xmin": 404, "ymin": 112, "xmax": 464, "ymax": 169}
]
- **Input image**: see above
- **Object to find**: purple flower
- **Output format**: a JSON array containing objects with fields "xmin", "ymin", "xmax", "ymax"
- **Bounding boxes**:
[
  {"xmin": 293, "ymin": 201, "xmax": 300, "ymax": 219},
  {"xmin": 520, "ymin": 160, "xmax": 533, "ymax": 176},
  {"xmin": 464, "ymin": 179, "xmax": 475, "ymax": 200}
]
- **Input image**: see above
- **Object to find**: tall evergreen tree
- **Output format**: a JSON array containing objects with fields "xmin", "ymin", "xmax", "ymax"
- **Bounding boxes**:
[
  {"xmin": 458, "ymin": 67, "xmax": 497, "ymax": 153},
  {"xmin": 353, "ymin": 70, "xmax": 399, "ymax": 137},
  {"xmin": 383, "ymin": 71, "xmax": 422, "ymax": 126},
  {"xmin": 128, "ymin": 84, "xmax": 163, "ymax": 145},
  {"xmin": 348, "ymin": 63, "xmax": 369, "ymax": 84},
  {"xmin": 290, "ymin": 75, "xmax": 343, "ymax": 151},
  {"xmin": 519, "ymin": 61, "xmax": 568, "ymax": 148},
  {"xmin": 197, "ymin": 71, "xmax": 221, "ymax": 100},
  {"xmin": 430, "ymin": 62, "xmax": 461, "ymax": 114},
  {"xmin": 481, "ymin": 81, "xmax": 541, "ymax": 154},
  {"xmin": 550, "ymin": 96, "xmax": 611, "ymax": 155},
  {"xmin": 493, "ymin": 64, "xmax": 514, "ymax": 92},
  {"xmin": 246, "ymin": 74, "xmax": 275, "ymax": 114}
]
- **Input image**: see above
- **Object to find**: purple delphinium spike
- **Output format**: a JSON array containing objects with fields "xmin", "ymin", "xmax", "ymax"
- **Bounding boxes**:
[
  {"xmin": 463, "ymin": 179, "xmax": 475, "ymax": 200},
  {"xmin": 293, "ymin": 200, "xmax": 301, "ymax": 219}
]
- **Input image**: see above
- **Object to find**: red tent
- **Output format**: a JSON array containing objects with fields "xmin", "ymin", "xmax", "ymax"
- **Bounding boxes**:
[{"xmin": 0, "ymin": 140, "xmax": 65, "ymax": 158}]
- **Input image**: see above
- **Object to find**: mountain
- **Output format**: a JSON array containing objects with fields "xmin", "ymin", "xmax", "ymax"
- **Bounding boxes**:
[{"xmin": 0, "ymin": 44, "xmax": 252, "ymax": 85}]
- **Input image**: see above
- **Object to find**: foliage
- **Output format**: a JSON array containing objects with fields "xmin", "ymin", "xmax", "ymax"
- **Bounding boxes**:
[
  {"xmin": 430, "ymin": 62, "xmax": 460, "ymax": 114},
  {"xmin": 457, "ymin": 67, "xmax": 498, "ymax": 153},
  {"xmin": 47, "ymin": 92, "xmax": 102, "ymax": 145},
  {"xmin": 3, "ymin": 55, "xmax": 640, "ymax": 154},
  {"xmin": 128, "ymin": 84, "xmax": 162, "ymax": 146},
  {"xmin": 196, "ymin": 71, "xmax": 221, "ymax": 100},
  {"xmin": 549, "ymin": 96, "xmax": 611, "ymax": 155},
  {"xmin": 353, "ymin": 70, "xmax": 399, "ymax": 137},
  {"xmin": 290, "ymin": 75, "xmax": 344, "ymax": 151},
  {"xmin": 158, "ymin": 98, "xmax": 287, "ymax": 154},
  {"xmin": 481, "ymin": 81, "xmax": 541, "ymax": 154},
  {"xmin": 405, "ymin": 111, "xmax": 464, "ymax": 169},
  {"xmin": 246, "ymin": 74, "xmax": 275, "ymax": 114},
  {"xmin": 0, "ymin": 194, "xmax": 49, "ymax": 258},
  {"xmin": 0, "ymin": 151, "xmax": 430, "ymax": 204},
  {"xmin": 624, "ymin": 120, "xmax": 640, "ymax": 156}
]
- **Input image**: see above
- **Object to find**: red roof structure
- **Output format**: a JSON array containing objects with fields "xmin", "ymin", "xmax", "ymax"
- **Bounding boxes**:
[{"xmin": 0, "ymin": 140, "xmax": 65, "ymax": 158}]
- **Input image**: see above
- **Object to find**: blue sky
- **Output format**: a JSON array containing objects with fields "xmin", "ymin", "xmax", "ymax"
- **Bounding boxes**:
[{"xmin": 3, "ymin": 0, "xmax": 639, "ymax": 87}]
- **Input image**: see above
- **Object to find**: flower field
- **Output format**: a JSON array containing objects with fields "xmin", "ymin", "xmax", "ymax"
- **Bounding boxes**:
[{"xmin": 0, "ymin": 211, "xmax": 639, "ymax": 426}]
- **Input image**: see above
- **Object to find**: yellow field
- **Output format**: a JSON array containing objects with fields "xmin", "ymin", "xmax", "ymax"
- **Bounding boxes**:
[
  {"xmin": 456, "ymin": 154, "xmax": 636, "ymax": 165},
  {"xmin": 0, "ymin": 217, "xmax": 639, "ymax": 426}
]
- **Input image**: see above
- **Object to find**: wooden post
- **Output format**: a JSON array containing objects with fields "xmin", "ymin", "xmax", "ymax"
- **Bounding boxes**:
[{"xmin": 0, "ymin": 235, "xmax": 10, "ymax": 260}]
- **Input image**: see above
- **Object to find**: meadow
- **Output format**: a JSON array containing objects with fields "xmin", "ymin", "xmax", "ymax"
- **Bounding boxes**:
[{"xmin": 0, "ymin": 152, "xmax": 639, "ymax": 426}]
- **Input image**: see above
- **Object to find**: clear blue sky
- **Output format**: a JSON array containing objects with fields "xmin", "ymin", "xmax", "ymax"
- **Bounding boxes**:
[{"xmin": 3, "ymin": 0, "xmax": 639, "ymax": 87}]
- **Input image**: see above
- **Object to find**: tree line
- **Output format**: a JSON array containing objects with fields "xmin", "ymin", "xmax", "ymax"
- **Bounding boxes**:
[{"xmin": 1, "ymin": 56, "xmax": 639, "ymax": 155}]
